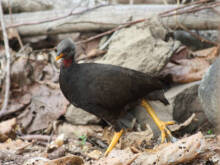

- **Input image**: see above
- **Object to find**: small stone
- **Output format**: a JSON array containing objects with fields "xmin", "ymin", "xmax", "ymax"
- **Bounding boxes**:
[
  {"xmin": 57, "ymin": 123, "xmax": 103, "ymax": 139},
  {"xmin": 87, "ymin": 150, "xmax": 102, "ymax": 160},
  {"xmin": 65, "ymin": 105, "xmax": 100, "ymax": 125}
]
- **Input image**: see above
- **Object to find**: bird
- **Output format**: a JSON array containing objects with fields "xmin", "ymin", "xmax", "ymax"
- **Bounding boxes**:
[{"xmin": 56, "ymin": 38, "xmax": 176, "ymax": 156}]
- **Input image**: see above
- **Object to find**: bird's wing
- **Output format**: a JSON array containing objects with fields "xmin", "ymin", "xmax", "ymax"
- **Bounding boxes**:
[{"xmin": 78, "ymin": 63, "xmax": 165, "ymax": 109}]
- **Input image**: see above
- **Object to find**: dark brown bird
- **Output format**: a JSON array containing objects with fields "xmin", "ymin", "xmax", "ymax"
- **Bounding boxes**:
[{"xmin": 56, "ymin": 38, "xmax": 175, "ymax": 156}]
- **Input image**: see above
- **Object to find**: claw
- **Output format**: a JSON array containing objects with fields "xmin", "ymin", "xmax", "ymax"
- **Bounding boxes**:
[
  {"xmin": 141, "ymin": 99, "xmax": 176, "ymax": 143},
  {"xmin": 104, "ymin": 129, "xmax": 123, "ymax": 157}
]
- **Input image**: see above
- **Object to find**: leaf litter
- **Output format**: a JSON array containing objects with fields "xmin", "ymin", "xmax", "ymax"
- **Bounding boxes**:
[{"xmin": 0, "ymin": 39, "xmax": 219, "ymax": 165}]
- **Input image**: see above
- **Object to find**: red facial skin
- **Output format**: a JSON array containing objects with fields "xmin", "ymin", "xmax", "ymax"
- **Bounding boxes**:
[{"xmin": 63, "ymin": 58, "xmax": 72, "ymax": 67}]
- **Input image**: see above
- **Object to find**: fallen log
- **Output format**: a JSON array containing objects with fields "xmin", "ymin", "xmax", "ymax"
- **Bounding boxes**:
[
  {"xmin": 3, "ymin": 4, "xmax": 220, "ymax": 37},
  {"xmin": 1, "ymin": 0, "xmax": 185, "ymax": 13},
  {"xmin": 2, "ymin": 0, "xmax": 53, "ymax": 13}
]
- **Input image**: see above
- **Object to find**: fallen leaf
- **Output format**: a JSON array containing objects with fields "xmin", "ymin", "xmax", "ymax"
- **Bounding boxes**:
[
  {"xmin": 48, "ymin": 134, "xmax": 65, "ymax": 152},
  {"xmin": 46, "ymin": 155, "xmax": 83, "ymax": 165},
  {"xmin": 87, "ymin": 150, "xmax": 102, "ymax": 160},
  {"xmin": 121, "ymin": 129, "xmax": 153, "ymax": 149},
  {"xmin": 0, "ymin": 118, "xmax": 16, "ymax": 142},
  {"xmin": 134, "ymin": 132, "xmax": 207, "ymax": 165},
  {"xmin": 163, "ymin": 58, "xmax": 210, "ymax": 83},
  {"xmin": 193, "ymin": 46, "xmax": 220, "ymax": 61},
  {"xmin": 93, "ymin": 148, "xmax": 136, "ymax": 165},
  {"xmin": 0, "ymin": 139, "xmax": 30, "ymax": 153},
  {"xmin": 23, "ymin": 155, "xmax": 83, "ymax": 165},
  {"xmin": 170, "ymin": 46, "xmax": 191, "ymax": 61},
  {"xmin": 17, "ymin": 84, "xmax": 68, "ymax": 133},
  {"xmin": 23, "ymin": 157, "xmax": 49, "ymax": 165}
]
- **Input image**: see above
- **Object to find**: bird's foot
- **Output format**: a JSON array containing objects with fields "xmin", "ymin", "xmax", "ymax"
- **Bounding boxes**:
[
  {"xmin": 141, "ymin": 99, "xmax": 177, "ymax": 143},
  {"xmin": 104, "ymin": 129, "xmax": 123, "ymax": 157},
  {"xmin": 157, "ymin": 120, "xmax": 177, "ymax": 143}
]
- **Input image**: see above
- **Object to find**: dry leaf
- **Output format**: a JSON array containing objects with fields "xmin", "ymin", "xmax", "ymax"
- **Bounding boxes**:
[
  {"xmin": 23, "ymin": 155, "xmax": 83, "ymax": 165},
  {"xmin": 163, "ymin": 58, "xmax": 210, "ymax": 83},
  {"xmin": 171, "ymin": 46, "xmax": 191, "ymax": 61},
  {"xmin": 0, "ymin": 118, "xmax": 16, "ymax": 142},
  {"xmin": 48, "ymin": 134, "xmax": 65, "ymax": 151},
  {"xmin": 193, "ymin": 46, "xmax": 220, "ymax": 61},
  {"xmin": 87, "ymin": 150, "xmax": 102, "ymax": 160},
  {"xmin": 46, "ymin": 155, "xmax": 83, "ymax": 165},
  {"xmin": 121, "ymin": 129, "xmax": 153, "ymax": 149},
  {"xmin": 163, "ymin": 46, "xmax": 220, "ymax": 83},
  {"xmin": 93, "ymin": 148, "xmax": 136, "ymax": 165},
  {"xmin": 0, "ymin": 139, "xmax": 30, "ymax": 153},
  {"xmin": 17, "ymin": 84, "xmax": 68, "ymax": 133},
  {"xmin": 135, "ymin": 132, "xmax": 207, "ymax": 165}
]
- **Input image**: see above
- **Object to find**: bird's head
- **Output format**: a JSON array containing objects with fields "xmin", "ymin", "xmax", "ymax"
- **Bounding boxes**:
[{"xmin": 56, "ymin": 38, "xmax": 76, "ymax": 67}]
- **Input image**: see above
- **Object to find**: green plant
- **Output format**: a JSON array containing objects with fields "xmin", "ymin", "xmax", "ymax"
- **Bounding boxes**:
[{"xmin": 79, "ymin": 135, "xmax": 87, "ymax": 145}]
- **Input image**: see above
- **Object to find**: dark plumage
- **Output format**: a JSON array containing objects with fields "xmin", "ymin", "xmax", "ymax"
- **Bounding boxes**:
[{"xmin": 56, "ymin": 38, "xmax": 168, "ymax": 132}]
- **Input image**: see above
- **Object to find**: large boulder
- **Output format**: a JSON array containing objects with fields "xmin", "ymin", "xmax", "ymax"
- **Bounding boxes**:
[
  {"xmin": 96, "ymin": 17, "xmax": 181, "ymax": 75},
  {"xmin": 199, "ymin": 56, "xmax": 220, "ymax": 130}
]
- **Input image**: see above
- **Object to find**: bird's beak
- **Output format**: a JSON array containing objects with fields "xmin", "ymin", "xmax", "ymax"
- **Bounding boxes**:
[{"xmin": 56, "ymin": 53, "xmax": 65, "ymax": 61}]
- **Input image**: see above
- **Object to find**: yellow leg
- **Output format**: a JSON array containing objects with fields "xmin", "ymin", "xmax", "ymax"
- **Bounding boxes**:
[
  {"xmin": 141, "ymin": 99, "xmax": 176, "ymax": 143},
  {"xmin": 104, "ymin": 129, "xmax": 123, "ymax": 157}
]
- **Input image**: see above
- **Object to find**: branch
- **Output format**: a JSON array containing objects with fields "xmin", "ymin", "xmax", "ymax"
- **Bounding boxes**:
[
  {"xmin": 76, "ymin": 19, "xmax": 146, "ymax": 44},
  {"xmin": 4, "ymin": 4, "xmax": 109, "ymax": 29},
  {"xmin": 160, "ymin": 1, "xmax": 220, "ymax": 17},
  {"xmin": 0, "ymin": 0, "xmax": 11, "ymax": 116}
]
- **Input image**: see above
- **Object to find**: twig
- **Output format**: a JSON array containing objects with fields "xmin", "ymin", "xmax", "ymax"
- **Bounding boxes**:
[
  {"xmin": 76, "ymin": 1, "xmax": 220, "ymax": 45},
  {"xmin": 161, "ymin": 1, "xmax": 220, "ymax": 17},
  {"xmin": 126, "ymin": 154, "xmax": 140, "ymax": 165},
  {"xmin": 4, "ymin": 4, "xmax": 109, "ymax": 29},
  {"xmin": 0, "ymin": 0, "xmax": 11, "ymax": 116},
  {"xmin": 7, "ymin": 0, "xmax": 23, "ymax": 48},
  {"xmin": 0, "ymin": 150, "xmax": 24, "ymax": 164},
  {"xmin": 159, "ymin": 0, "xmax": 210, "ymax": 16},
  {"xmin": 77, "ymin": 19, "xmax": 146, "ymax": 44},
  {"xmin": 15, "ymin": 142, "xmax": 33, "ymax": 154},
  {"xmin": 0, "ymin": 102, "xmax": 30, "ymax": 119},
  {"xmin": 99, "ymin": 30, "xmax": 119, "ymax": 50},
  {"xmin": 177, "ymin": 20, "xmax": 218, "ymax": 46},
  {"xmin": 19, "ymin": 134, "xmax": 55, "ymax": 141}
]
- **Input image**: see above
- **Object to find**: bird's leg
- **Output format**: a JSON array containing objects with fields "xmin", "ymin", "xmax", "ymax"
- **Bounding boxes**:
[
  {"xmin": 104, "ymin": 129, "xmax": 123, "ymax": 156},
  {"xmin": 141, "ymin": 99, "xmax": 176, "ymax": 143}
]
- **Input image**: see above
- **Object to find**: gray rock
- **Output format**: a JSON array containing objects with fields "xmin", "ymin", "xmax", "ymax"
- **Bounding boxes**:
[
  {"xmin": 199, "ymin": 56, "xmax": 220, "ymax": 129},
  {"xmin": 65, "ymin": 105, "xmax": 100, "ymax": 125},
  {"xmin": 96, "ymin": 17, "xmax": 180, "ymax": 75},
  {"xmin": 174, "ymin": 30, "xmax": 219, "ymax": 51},
  {"xmin": 57, "ymin": 123, "xmax": 103, "ymax": 139},
  {"xmin": 168, "ymin": 81, "xmax": 208, "ymax": 133}
]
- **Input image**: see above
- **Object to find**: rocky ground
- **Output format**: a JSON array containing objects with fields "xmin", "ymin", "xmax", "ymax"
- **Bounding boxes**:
[{"xmin": 0, "ymin": 4, "xmax": 220, "ymax": 165}]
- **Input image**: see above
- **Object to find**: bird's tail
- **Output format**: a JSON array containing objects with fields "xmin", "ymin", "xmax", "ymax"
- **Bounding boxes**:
[{"xmin": 144, "ymin": 90, "xmax": 169, "ymax": 105}]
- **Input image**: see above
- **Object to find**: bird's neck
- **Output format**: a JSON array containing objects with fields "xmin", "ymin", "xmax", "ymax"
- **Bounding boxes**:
[{"xmin": 63, "ymin": 58, "xmax": 74, "ymax": 68}]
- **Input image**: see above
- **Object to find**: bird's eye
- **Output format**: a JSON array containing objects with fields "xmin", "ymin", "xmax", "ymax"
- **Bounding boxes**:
[{"xmin": 65, "ymin": 48, "xmax": 70, "ymax": 53}]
